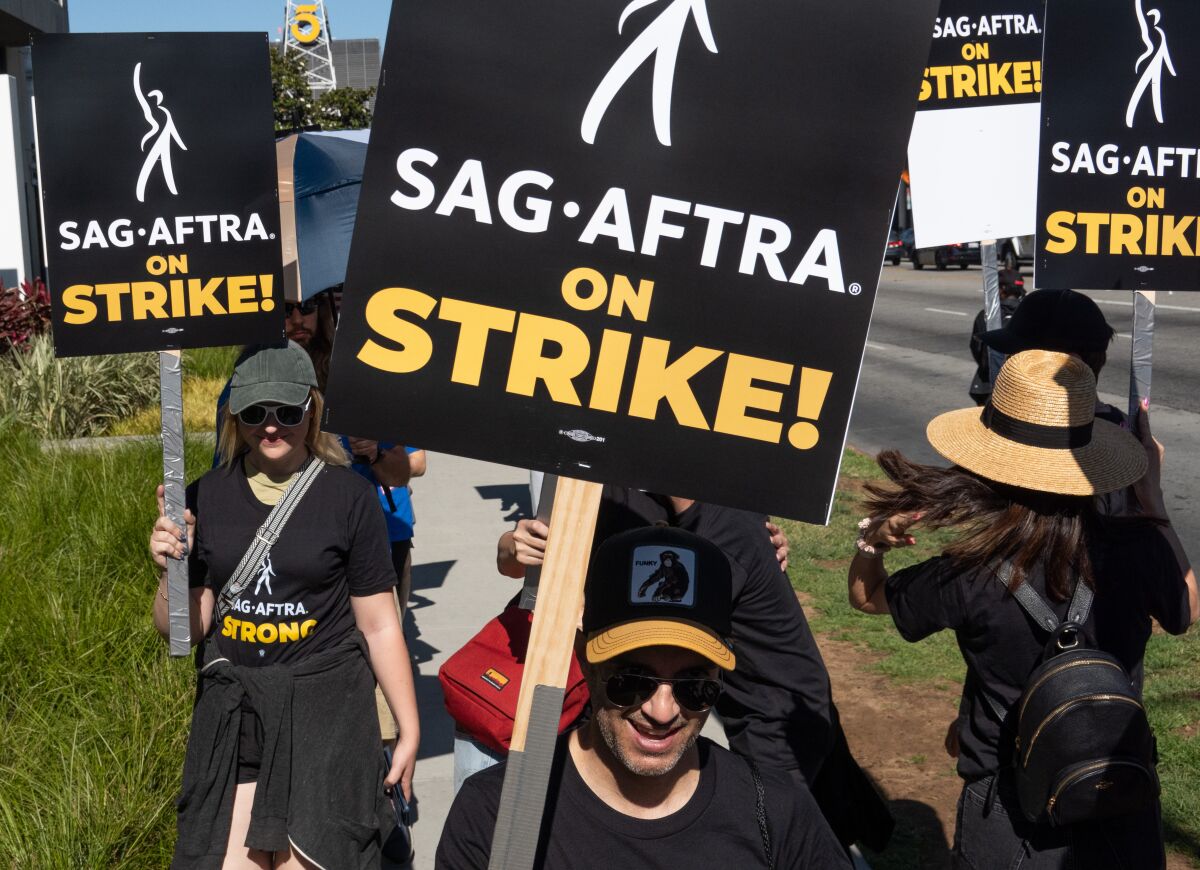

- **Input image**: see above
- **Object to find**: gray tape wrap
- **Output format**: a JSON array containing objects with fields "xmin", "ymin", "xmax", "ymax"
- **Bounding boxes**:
[
  {"xmin": 981, "ymin": 241, "xmax": 1006, "ymax": 387},
  {"xmin": 488, "ymin": 684, "xmax": 567, "ymax": 870},
  {"xmin": 159, "ymin": 352, "xmax": 191, "ymax": 657},
  {"xmin": 518, "ymin": 474, "xmax": 559, "ymax": 611},
  {"xmin": 1129, "ymin": 291, "xmax": 1155, "ymax": 419}
]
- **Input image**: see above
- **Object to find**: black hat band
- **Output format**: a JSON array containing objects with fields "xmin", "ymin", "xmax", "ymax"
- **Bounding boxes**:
[{"xmin": 980, "ymin": 403, "xmax": 1093, "ymax": 449}]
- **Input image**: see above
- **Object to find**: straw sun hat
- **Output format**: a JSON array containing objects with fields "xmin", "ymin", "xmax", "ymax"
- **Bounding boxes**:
[{"xmin": 926, "ymin": 350, "xmax": 1146, "ymax": 496}]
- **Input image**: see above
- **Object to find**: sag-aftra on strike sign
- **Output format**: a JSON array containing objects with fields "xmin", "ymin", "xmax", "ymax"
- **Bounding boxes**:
[
  {"xmin": 325, "ymin": 0, "xmax": 939, "ymax": 523},
  {"xmin": 1037, "ymin": 0, "xmax": 1200, "ymax": 290},
  {"xmin": 33, "ymin": 33, "xmax": 284, "ymax": 356}
]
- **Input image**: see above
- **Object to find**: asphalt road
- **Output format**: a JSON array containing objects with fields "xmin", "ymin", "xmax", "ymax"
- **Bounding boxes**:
[{"xmin": 848, "ymin": 263, "xmax": 1200, "ymax": 556}]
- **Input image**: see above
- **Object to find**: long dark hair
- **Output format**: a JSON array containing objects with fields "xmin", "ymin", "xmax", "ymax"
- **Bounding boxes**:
[
  {"xmin": 864, "ymin": 450, "xmax": 1097, "ymax": 601},
  {"xmin": 306, "ymin": 292, "xmax": 337, "ymax": 392}
]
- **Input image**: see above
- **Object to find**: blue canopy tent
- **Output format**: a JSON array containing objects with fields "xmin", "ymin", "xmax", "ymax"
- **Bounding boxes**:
[{"xmin": 277, "ymin": 129, "xmax": 369, "ymax": 301}]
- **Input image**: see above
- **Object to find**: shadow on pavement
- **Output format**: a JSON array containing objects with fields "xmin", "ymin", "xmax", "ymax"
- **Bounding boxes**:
[{"xmin": 475, "ymin": 483, "xmax": 532, "ymax": 523}]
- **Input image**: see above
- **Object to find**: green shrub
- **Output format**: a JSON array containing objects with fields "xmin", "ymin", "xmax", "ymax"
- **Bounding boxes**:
[{"xmin": 0, "ymin": 335, "xmax": 158, "ymax": 440}]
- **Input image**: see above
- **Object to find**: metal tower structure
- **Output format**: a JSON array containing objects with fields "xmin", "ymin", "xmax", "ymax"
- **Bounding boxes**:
[{"xmin": 283, "ymin": 1, "xmax": 337, "ymax": 93}]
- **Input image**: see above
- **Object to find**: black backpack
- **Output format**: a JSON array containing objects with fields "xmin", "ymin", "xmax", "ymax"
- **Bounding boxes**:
[{"xmin": 982, "ymin": 565, "xmax": 1159, "ymax": 827}]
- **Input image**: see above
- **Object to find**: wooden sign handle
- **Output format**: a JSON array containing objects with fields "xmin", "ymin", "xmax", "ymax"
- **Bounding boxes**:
[{"xmin": 488, "ymin": 477, "xmax": 602, "ymax": 870}]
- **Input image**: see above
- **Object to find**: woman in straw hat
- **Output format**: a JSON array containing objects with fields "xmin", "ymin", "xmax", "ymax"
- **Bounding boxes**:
[{"xmin": 847, "ymin": 350, "xmax": 1196, "ymax": 868}]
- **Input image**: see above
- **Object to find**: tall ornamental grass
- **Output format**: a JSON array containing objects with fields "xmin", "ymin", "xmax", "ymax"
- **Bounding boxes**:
[
  {"xmin": 0, "ymin": 335, "xmax": 158, "ymax": 439},
  {"xmin": 0, "ymin": 428, "xmax": 213, "ymax": 866}
]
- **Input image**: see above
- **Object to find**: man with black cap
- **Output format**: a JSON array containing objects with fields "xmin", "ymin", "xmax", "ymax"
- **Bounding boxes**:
[
  {"xmin": 978, "ymin": 288, "xmax": 1122, "ymax": 423},
  {"xmin": 436, "ymin": 527, "xmax": 849, "ymax": 869}
]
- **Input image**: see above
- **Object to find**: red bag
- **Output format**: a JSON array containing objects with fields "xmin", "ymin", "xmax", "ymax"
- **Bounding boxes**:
[{"xmin": 438, "ymin": 604, "xmax": 590, "ymax": 753}]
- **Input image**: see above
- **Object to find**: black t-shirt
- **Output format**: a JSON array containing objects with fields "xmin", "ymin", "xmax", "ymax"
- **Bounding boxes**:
[
  {"xmin": 593, "ymin": 488, "xmax": 834, "ymax": 780},
  {"xmin": 186, "ymin": 461, "xmax": 396, "ymax": 666},
  {"xmin": 886, "ymin": 522, "xmax": 1189, "ymax": 781},
  {"xmin": 435, "ymin": 736, "xmax": 850, "ymax": 869}
]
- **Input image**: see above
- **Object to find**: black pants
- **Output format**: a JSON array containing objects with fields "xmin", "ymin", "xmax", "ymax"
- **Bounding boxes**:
[{"xmin": 952, "ymin": 775, "xmax": 1165, "ymax": 869}]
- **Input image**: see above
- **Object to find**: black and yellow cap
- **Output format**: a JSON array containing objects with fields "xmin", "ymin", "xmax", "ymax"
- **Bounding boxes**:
[{"xmin": 583, "ymin": 527, "xmax": 736, "ymax": 671}]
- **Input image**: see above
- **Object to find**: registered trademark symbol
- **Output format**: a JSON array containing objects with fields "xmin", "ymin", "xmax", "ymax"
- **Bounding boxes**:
[{"xmin": 849, "ymin": 282, "xmax": 863, "ymax": 296}]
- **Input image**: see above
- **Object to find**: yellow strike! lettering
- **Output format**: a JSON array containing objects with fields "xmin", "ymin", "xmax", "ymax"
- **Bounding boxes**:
[
  {"xmin": 188, "ymin": 277, "xmax": 227, "ymax": 316},
  {"xmin": 437, "ymin": 297, "xmax": 517, "ymax": 386},
  {"xmin": 1161, "ymin": 216, "xmax": 1195, "ymax": 256},
  {"xmin": 1076, "ymin": 213, "xmax": 1110, "ymax": 254},
  {"xmin": 506, "ymin": 313, "xmax": 589, "ymax": 405},
  {"xmin": 627, "ymin": 338, "xmax": 722, "ymax": 429},
  {"xmin": 607, "ymin": 275, "xmax": 654, "ymax": 322},
  {"xmin": 1146, "ymin": 215, "xmax": 1160, "ymax": 256},
  {"xmin": 226, "ymin": 276, "xmax": 259, "ymax": 314},
  {"xmin": 62, "ymin": 285, "xmax": 98, "ymax": 325},
  {"xmin": 170, "ymin": 279, "xmax": 186, "ymax": 317},
  {"xmin": 1044, "ymin": 212, "xmax": 1077, "ymax": 254},
  {"xmin": 713, "ymin": 354, "xmax": 793, "ymax": 443},
  {"xmin": 588, "ymin": 329, "xmax": 633, "ymax": 413},
  {"xmin": 131, "ymin": 281, "xmax": 169, "ymax": 319},
  {"xmin": 1109, "ymin": 215, "xmax": 1143, "ymax": 255},
  {"xmin": 94, "ymin": 283, "xmax": 131, "ymax": 321},
  {"xmin": 357, "ymin": 287, "xmax": 437, "ymax": 373}
]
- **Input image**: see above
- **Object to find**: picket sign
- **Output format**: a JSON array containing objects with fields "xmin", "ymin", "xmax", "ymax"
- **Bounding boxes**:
[
  {"xmin": 159, "ymin": 349, "xmax": 191, "ymax": 656},
  {"xmin": 489, "ymin": 478, "xmax": 602, "ymax": 870},
  {"xmin": 1129, "ymin": 290, "xmax": 1156, "ymax": 418}
]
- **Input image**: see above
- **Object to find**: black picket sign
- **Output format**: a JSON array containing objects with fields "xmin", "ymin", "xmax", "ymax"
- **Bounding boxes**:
[
  {"xmin": 1037, "ymin": 0, "xmax": 1200, "ymax": 291},
  {"xmin": 33, "ymin": 33, "xmax": 285, "ymax": 356},
  {"xmin": 325, "ymin": 0, "xmax": 940, "ymax": 523}
]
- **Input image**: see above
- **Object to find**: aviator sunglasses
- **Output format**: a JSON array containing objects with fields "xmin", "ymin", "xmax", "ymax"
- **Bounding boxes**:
[
  {"xmin": 603, "ymin": 671, "xmax": 722, "ymax": 713},
  {"xmin": 236, "ymin": 398, "xmax": 312, "ymax": 428}
]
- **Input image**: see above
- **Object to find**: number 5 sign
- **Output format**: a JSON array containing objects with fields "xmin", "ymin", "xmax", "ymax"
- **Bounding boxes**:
[{"xmin": 288, "ymin": 2, "xmax": 323, "ymax": 45}]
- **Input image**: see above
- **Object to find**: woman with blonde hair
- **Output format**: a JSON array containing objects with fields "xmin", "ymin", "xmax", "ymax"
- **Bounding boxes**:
[
  {"xmin": 150, "ymin": 341, "xmax": 419, "ymax": 869},
  {"xmin": 848, "ymin": 350, "xmax": 1195, "ymax": 868}
]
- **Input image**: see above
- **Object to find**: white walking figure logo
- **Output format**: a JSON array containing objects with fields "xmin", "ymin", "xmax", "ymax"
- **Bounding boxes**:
[
  {"xmin": 253, "ymin": 554, "xmax": 275, "ymax": 598},
  {"xmin": 133, "ymin": 62, "xmax": 187, "ymax": 203},
  {"xmin": 1125, "ymin": 0, "xmax": 1175, "ymax": 128},
  {"xmin": 581, "ymin": 0, "xmax": 718, "ymax": 146}
]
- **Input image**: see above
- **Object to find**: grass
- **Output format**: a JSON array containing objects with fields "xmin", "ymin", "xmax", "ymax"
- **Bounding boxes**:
[
  {"xmin": 108, "ymin": 346, "xmax": 237, "ymax": 437},
  {"xmin": 0, "ymin": 427, "xmax": 212, "ymax": 866},
  {"xmin": 777, "ymin": 449, "xmax": 1200, "ymax": 869}
]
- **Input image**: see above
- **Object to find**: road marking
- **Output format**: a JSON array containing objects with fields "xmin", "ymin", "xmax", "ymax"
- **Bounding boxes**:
[
  {"xmin": 865, "ymin": 341, "xmax": 887, "ymax": 351},
  {"xmin": 1115, "ymin": 332, "xmax": 1132, "ymax": 339},
  {"xmin": 1093, "ymin": 298, "xmax": 1200, "ymax": 313},
  {"xmin": 924, "ymin": 307, "xmax": 969, "ymax": 317}
]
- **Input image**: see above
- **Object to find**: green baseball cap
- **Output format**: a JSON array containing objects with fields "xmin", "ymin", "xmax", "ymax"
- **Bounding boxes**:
[{"xmin": 228, "ymin": 341, "xmax": 317, "ymax": 414}]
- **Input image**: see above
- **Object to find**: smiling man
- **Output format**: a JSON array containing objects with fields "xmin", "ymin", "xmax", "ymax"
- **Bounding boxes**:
[{"xmin": 435, "ymin": 527, "xmax": 849, "ymax": 869}]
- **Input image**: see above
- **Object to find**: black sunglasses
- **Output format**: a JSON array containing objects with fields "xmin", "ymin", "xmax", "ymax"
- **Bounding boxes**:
[
  {"xmin": 285, "ymin": 299, "xmax": 319, "ymax": 316},
  {"xmin": 603, "ymin": 672, "xmax": 722, "ymax": 713},
  {"xmin": 236, "ymin": 398, "xmax": 312, "ymax": 428}
]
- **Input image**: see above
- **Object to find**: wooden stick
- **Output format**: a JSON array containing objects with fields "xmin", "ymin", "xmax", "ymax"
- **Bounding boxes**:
[
  {"xmin": 159, "ymin": 349, "xmax": 190, "ymax": 657},
  {"xmin": 489, "ymin": 477, "xmax": 602, "ymax": 870},
  {"xmin": 1128, "ymin": 290, "xmax": 1156, "ymax": 419}
]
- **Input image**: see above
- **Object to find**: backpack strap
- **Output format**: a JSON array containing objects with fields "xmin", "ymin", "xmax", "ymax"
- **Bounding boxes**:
[
  {"xmin": 995, "ymin": 562, "xmax": 1093, "ymax": 631},
  {"xmin": 214, "ymin": 457, "xmax": 326, "ymax": 623},
  {"xmin": 746, "ymin": 758, "xmax": 774, "ymax": 870}
]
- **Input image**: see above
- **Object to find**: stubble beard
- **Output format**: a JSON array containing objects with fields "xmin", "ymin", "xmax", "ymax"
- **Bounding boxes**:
[{"xmin": 595, "ymin": 708, "xmax": 700, "ymax": 778}]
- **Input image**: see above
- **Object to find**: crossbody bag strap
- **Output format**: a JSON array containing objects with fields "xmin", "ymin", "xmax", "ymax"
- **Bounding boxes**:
[
  {"xmin": 746, "ymin": 758, "xmax": 774, "ymax": 870},
  {"xmin": 214, "ymin": 457, "xmax": 326, "ymax": 623}
]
